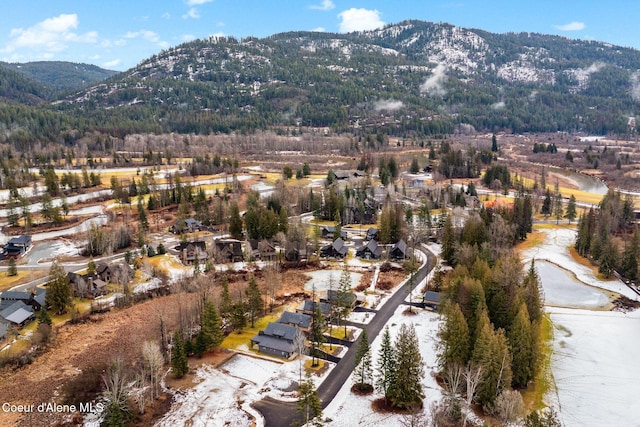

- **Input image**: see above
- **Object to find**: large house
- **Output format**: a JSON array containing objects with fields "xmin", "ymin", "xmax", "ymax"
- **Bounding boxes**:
[
  {"xmin": 177, "ymin": 241, "xmax": 209, "ymax": 265},
  {"xmin": 356, "ymin": 240, "xmax": 382, "ymax": 260},
  {"xmin": 170, "ymin": 218, "xmax": 204, "ymax": 234},
  {"xmin": 214, "ymin": 239, "xmax": 244, "ymax": 263},
  {"xmin": 296, "ymin": 300, "xmax": 332, "ymax": 318},
  {"xmin": 389, "ymin": 239, "xmax": 409, "ymax": 261},
  {"xmin": 320, "ymin": 238, "xmax": 348, "ymax": 259},
  {"xmin": 1, "ymin": 235, "xmax": 32, "ymax": 259},
  {"xmin": 0, "ymin": 289, "xmax": 45, "ymax": 312},
  {"xmin": 250, "ymin": 322, "xmax": 301, "ymax": 359},
  {"xmin": 277, "ymin": 311, "xmax": 312, "ymax": 334}
]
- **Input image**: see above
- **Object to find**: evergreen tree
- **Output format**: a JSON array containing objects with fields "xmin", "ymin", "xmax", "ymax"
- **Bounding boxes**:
[
  {"xmin": 508, "ymin": 303, "xmax": 534, "ymax": 388},
  {"xmin": 491, "ymin": 134, "xmax": 498, "ymax": 152},
  {"xmin": 245, "ymin": 276, "xmax": 263, "ymax": 328},
  {"xmin": 7, "ymin": 257, "xmax": 17, "ymax": 277},
  {"xmin": 353, "ymin": 328, "xmax": 372, "ymax": 390},
  {"xmin": 471, "ymin": 322, "xmax": 512, "ymax": 407},
  {"xmin": 522, "ymin": 260, "xmax": 543, "ymax": 323},
  {"xmin": 193, "ymin": 331, "xmax": 207, "ymax": 357},
  {"xmin": 553, "ymin": 191, "xmax": 563, "ymax": 224},
  {"xmin": 541, "ymin": 189, "xmax": 552, "ymax": 217},
  {"xmin": 410, "ymin": 157, "xmax": 420, "ymax": 173},
  {"xmin": 219, "ymin": 276, "xmax": 233, "ymax": 321},
  {"xmin": 45, "ymin": 260, "xmax": 72, "ymax": 315},
  {"xmin": 297, "ymin": 371, "xmax": 323, "ymax": 426},
  {"xmin": 309, "ymin": 305, "xmax": 326, "ymax": 367},
  {"xmin": 336, "ymin": 263, "xmax": 353, "ymax": 338},
  {"xmin": 621, "ymin": 227, "xmax": 640, "ymax": 280},
  {"xmin": 441, "ymin": 215, "xmax": 456, "ymax": 265},
  {"xmin": 565, "ymin": 194, "xmax": 577, "ymax": 223},
  {"xmin": 229, "ymin": 202, "xmax": 244, "ymax": 240},
  {"xmin": 598, "ymin": 236, "xmax": 618, "ymax": 278},
  {"xmin": 171, "ymin": 331, "xmax": 189, "ymax": 378},
  {"xmin": 437, "ymin": 303, "xmax": 471, "ymax": 370},
  {"xmin": 375, "ymin": 327, "xmax": 396, "ymax": 404},
  {"xmin": 333, "ymin": 210, "xmax": 342, "ymax": 241},
  {"xmin": 87, "ymin": 257, "xmax": 97, "ymax": 276},
  {"xmin": 137, "ymin": 198, "xmax": 149, "ymax": 231},
  {"xmin": 37, "ymin": 307, "xmax": 52, "ymax": 326},
  {"xmin": 231, "ymin": 296, "xmax": 247, "ymax": 332},
  {"xmin": 201, "ymin": 299, "xmax": 223, "ymax": 351},
  {"xmin": 389, "ymin": 323, "xmax": 424, "ymax": 409}
]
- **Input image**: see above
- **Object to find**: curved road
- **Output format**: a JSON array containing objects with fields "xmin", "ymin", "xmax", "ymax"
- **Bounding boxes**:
[{"xmin": 253, "ymin": 247, "xmax": 436, "ymax": 427}]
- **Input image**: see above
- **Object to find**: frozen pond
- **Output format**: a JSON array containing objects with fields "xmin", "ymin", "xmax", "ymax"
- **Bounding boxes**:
[
  {"xmin": 304, "ymin": 269, "xmax": 363, "ymax": 292},
  {"xmin": 537, "ymin": 260, "xmax": 610, "ymax": 308}
]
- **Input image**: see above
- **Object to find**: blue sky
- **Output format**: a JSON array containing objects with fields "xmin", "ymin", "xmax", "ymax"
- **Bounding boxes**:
[{"xmin": 1, "ymin": 1, "xmax": 639, "ymax": 71}]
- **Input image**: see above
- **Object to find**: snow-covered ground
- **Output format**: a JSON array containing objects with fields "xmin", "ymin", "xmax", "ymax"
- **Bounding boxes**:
[
  {"xmin": 548, "ymin": 307, "xmax": 640, "ymax": 426},
  {"xmin": 304, "ymin": 269, "xmax": 363, "ymax": 292},
  {"xmin": 521, "ymin": 227, "xmax": 639, "ymax": 301},
  {"xmin": 155, "ymin": 353, "xmax": 335, "ymax": 427},
  {"xmin": 325, "ymin": 307, "xmax": 443, "ymax": 426},
  {"xmin": 522, "ymin": 226, "xmax": 640, "ymax": 426}
]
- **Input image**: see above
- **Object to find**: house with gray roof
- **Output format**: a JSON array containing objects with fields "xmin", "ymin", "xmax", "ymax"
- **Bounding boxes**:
[
  {"xmin": 389, "ymin": 239, "xmax": 409, "ymax": 261},
  {"xmin": 356, "ymin": 239, "xmax": 382, "ymax": 259},
  {"xmin": 277, "ymin": 311, "xmax": 312, "ymax": 333},
  {"xmin": 320, "ymin": 238, "xmax": 348, "ymax": 259},
  {"xmin": 0, "ymin": 301, "xmax": 34, "ymax": 326},
  {"xmin": 251, "ymin": 322, "xmax": 301, "ymax": 359},
  {"xmin": 422, "ymin": 291, "xmax": 442, "ymax": 311},
  {"xmin": 296, "ymin": 300, "xmax": 332, "ymax": 318}
]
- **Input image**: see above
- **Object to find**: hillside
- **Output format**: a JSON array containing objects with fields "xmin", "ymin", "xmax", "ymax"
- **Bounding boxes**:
[
  {"xmin": 0, "ymin": 61, "xmax": 119, "ymax": 96},
  {"xmin": 4, "ymin": 19, "xmax": 640, "ymax": 147}
]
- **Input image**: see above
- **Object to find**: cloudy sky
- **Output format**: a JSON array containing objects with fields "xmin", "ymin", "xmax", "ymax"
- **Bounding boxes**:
[{"xmin": 1, "ymin": 1, "xmax": 638, "ymax": 71}]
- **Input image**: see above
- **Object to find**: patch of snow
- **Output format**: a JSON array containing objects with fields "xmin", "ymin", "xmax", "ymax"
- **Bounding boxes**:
[{"xmin": 548, "ymin": 307, "xmax": 640, "ymax": 426}]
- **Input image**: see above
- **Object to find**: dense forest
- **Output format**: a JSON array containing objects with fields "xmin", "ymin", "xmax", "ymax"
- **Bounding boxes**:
[{"xmin": 2, "ymin": 20, "xmax": 640, "ymax": 151}]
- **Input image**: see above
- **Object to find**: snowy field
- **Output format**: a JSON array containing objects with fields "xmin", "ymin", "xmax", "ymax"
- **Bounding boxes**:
[
  {"xmin": 155, "ymin": 353, "xmax": 335, "ymax": 427},
  {"xmin": 522, "ymin": 227, "xmax": 640, "ymax": 426},
  {"xmin": 325, "ymin": 306, "xmax": 443, "ymax": 426},
  {"xmin": 304, "ymin": 270, "xmax": 363, "ymax": 292},
  {"xmin": 549, "ymin": 307, "xmax": 640, "ymax": 426}
]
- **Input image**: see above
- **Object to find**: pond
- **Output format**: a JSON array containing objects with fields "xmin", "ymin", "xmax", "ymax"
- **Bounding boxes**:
[
  {"xmin": 304, "ymin": 269, "xmax": 363, "ymax": 292},
  {"xmin": 536, "ymin": 260, "xmax": 610, "ymax": 308}
]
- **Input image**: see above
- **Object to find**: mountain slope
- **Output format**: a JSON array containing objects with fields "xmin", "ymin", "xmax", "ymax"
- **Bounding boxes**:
[
  {"xmin": 0, "ymin": 65, "xmax": 48, "ymax": 105},
  {"xmin": 5, "ymin": 20, "xmax": 636, "ymax": 140},
  {"xmin": 1, "ymin": 61, "xmax": 119, "ymax": 96}
]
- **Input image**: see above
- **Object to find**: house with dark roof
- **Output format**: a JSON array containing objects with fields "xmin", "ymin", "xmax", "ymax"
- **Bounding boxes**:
[
  {"xmin": 321, "ymin": 226, "xmax": 347, "ymax": 239},
  {"xmin": 170, "ymin": 217, "xmax": 204, "ymax": 234},
  {"xmin": 422, "ymin": 291, "xmax": 442, "ymax": 311},
  {"xmin": 296, "ymin": 300, "xmax": 332, "ymax": 318},
  {"xmin": 0, "ymin": 289, "xmax": 44, "ymax": 312},
  {"xmin": 320, "ymin": 238, "xmax": 348, "ymax": 259},
  {"xmin": 320, "ymin": 289, "xmax": 358, "ymax": 309},
  {"xmin": 249, "ymin": 240, "xmax": 277, "ymax": 261},
  {"xmin": 214, "ymin": 239, "xmax": 243, "ymax": 263},
  {"xmin": 389, "ymin": 239, "xmax": 409, "ymax": 261},
  {"xmin": 1, "ymin": 235, "xmax": 32, "ymax": 259},
  {"xmin": 277, "ymin": 311, "xmax": 312, "ymax": 333},
  {"xmin": 177, "ymin": 241, "xmax": 208, "ymax": 265},
  {"xmin": 96, "ymin": 262, "xmax": 133, "ymax": 285},
  {"xmin": 284, "ymin": 243, "xmax": 307, "ymax": 262},
  {"xmin": 356, "ymin": 240, "xmax": 382, "ymax": 260},
  {"xmin": 365, "ymin": 227, "xmax": 379, "ymax": 241},
  {"xmin": 0, "ymin": 301, "xmax": 34, "ymax": 326},
  {"xmin": 251, "ymin": 322, "xmax": 301, "ymax": 359}
]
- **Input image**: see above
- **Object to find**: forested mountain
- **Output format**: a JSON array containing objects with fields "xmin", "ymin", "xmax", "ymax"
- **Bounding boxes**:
[
  {"xmin": 4, "ymin": 19, "xmax": 640, "ymax": 148},
  {"xmin": 0, "ymin": 61, "xmax": 119, "ymax": 96},
  {"xmin": 0, "ymin": 65, "xmax": 48, "ymax": 105}
]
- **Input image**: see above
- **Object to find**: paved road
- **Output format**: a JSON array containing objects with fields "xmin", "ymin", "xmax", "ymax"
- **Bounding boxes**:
[{"xmin": 253, "ymin": 248, "xmax": 436, "ymax": 427}]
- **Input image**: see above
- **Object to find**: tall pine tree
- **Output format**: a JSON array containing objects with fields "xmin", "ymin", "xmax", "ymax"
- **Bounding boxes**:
[
  {"xmin": 375, "ymin": 327, "xmax": 396, "ymax": 405},
  {"xmin": 508, "ymin": 303, "xmax": 533, "ymax": 388},
  {"xmin": 171, "ymin": 331, "xmax": 189, "ymax": 378},
  {"xmin": 201, "ymin": 299, "xmax": 223, "ymax": 352},
  {"xmin": 389, "ymin": 323, "xmax": 424, "ymax": 409},
  {"xmin": 353, "ymin": 328, "xmax": 373, "ymax": 391},
  {"xmin": 437, "ymin": 303, "xmax": 471, "ymax": 371},
  {"xmin": 245, "ymin": 276, "xmax": 263, "ymax": 328}
]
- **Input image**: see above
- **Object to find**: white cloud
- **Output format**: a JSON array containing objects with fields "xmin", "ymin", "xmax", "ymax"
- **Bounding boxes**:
[
  {"xmin": 309, "ymin": 0, "xmax": 335, "ymax": 11},
  {"xmin": 162, "ymin": 12, "xmax": 172, "ymax": 19},
  {"xmin": 103, "ymin": 59, "xmax": 121, "ymax": 68},
  {"xmin": 3, "ymin": 13, "xmax": 97, "ymax": 55},
  {"xmin": 555, "ymin": 21, "xmax": 586, "ymax": 31},
  {"xmin": 420, "ymin": 64, "xmax": 448, "ymax": 97},
  {"xmin": 338, "ymin": 8, "xmax": 384, "ymax": 33},
  {"xmin": 311, "ymin": 27, "xmax": 326, "ymax": 32},
  {"xmin": 183, "ymin": 8, "xmax": 201, "ymax": 19},
  {"xmin": 186, "ymin": 0, "xmax": 213, "ymax": 5},
  {"xmin": 180, "ymin": 34, "xmax": 197, "ymax": 42},
  {"xmin": 374, "ymin": 99, "xmax": 404, "ymax": 111},
  {"xmin": 124, "ymin": 30, "xmax": 169, "ymax": 48}
]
